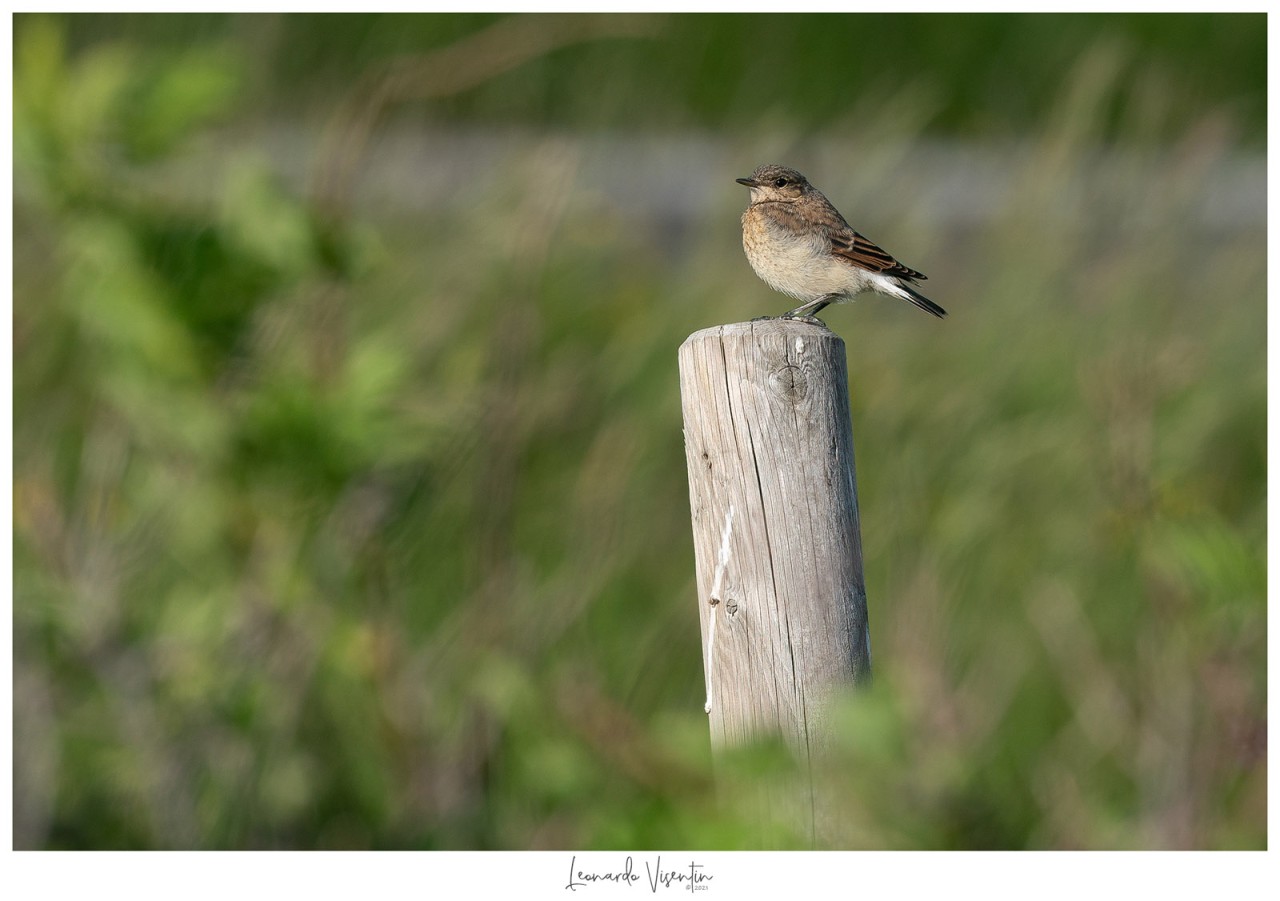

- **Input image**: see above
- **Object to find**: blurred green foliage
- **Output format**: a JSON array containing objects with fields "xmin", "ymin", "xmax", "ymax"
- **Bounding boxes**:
[
  {"xmin": 39, "ymin": 12, "xmax": 1266, "ymax": 144},
  {"xmin": 12, "ymin": 13, "xmax": 1265, "ymax": 849}
]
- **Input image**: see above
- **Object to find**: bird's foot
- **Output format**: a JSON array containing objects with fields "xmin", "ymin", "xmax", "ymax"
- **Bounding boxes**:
[
  {"xmin": 750, "ymin": 315, "xmax": 775, "ymax": 322},
  {"xmin": 779, "ymin": 313, "xmax": 827, "ymax": 326}
]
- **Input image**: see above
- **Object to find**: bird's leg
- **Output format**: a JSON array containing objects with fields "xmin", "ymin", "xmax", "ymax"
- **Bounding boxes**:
[{"xmin": 781, "ymin": 294, "xmax": 837, "ymax": 322}]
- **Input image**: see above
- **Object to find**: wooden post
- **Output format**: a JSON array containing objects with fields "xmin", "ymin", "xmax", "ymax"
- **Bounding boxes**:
[{"xmin": 679, "ymin": 319, "xmax": 871, "ymax": 837}]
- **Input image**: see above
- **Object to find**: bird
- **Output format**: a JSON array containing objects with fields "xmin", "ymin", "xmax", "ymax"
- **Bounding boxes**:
[{"xmin": 736, "ymin": 164, "xmax": 946, "ymax": 321}]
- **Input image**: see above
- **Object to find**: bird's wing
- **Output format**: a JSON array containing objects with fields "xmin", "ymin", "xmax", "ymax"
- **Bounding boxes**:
[{"xmin": 830, "ymin": 229, "xmax": 927, "ymax": 282}]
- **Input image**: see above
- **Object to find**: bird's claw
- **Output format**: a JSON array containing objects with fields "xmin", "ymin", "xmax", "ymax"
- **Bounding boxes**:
[{"xmin": 780, "ymin": 314, "xmax": 827, "ymax": 326}]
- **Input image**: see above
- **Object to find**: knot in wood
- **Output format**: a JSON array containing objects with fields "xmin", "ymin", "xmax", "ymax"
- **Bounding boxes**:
[{"xmin": 767, "ymin": 364, "xmax": 808, "ymax": 403}]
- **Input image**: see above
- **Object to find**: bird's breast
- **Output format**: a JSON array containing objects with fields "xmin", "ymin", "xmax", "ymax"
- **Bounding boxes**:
[{"xmin": 741, "ymin": 208, "xmax": 862, "ymax": 301}]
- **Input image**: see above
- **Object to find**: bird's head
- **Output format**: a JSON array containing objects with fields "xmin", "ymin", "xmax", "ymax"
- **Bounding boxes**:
[{"xmin": 736, "ymin": 164, "xmax": 811, "ymax": 202}]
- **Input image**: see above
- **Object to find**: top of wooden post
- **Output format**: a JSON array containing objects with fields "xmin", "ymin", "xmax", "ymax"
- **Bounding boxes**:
[{"xmin": 681, "ymin": 318, "xmax": 838, "ymax": 350}]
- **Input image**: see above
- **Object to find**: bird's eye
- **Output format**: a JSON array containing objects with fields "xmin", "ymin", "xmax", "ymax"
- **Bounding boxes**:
[{"xmin": 774, "ymin": 177, "xmax": 788, "ymax": 188}]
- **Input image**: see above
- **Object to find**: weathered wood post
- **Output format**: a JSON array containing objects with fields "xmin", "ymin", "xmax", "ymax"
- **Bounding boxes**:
[{"xmin": 679, "ymin": 319, "xmax": 871, "ymax": 839}]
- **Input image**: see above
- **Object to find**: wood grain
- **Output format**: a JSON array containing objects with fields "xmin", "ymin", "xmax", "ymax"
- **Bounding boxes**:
[{"xmin": 679, "ymin": 319, "xmax": 871, "ymax": 765}]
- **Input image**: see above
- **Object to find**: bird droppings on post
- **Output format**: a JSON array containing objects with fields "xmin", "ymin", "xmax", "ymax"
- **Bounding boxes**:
[
  {"xmin": 708, "ymin": 502, "xmax": 735, "ymax": 605},
  {"xmin": 704, "ymin": 503, "xmax": 736, "ymax": 716}
]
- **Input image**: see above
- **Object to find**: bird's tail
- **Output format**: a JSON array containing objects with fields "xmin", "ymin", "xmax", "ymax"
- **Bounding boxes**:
[{"xmin": 894, "ymin": 281, "xmax": 947, "ymax": 319}]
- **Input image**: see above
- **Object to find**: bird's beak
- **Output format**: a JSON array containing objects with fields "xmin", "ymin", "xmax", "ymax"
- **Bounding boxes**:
[{"xmin": 735, "ymin": 177, "xmax": 758, "ymax": 187}]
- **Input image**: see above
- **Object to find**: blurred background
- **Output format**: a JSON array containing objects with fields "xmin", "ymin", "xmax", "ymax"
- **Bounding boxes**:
[{"xmin": 12, "ymin": 13, "xmax": 1265, "ymax": 849}]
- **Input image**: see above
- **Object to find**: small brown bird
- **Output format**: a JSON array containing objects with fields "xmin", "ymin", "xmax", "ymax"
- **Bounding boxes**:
[{"xmin": 737, "ymin": 164, "xmax": 946, "ymax": 321}]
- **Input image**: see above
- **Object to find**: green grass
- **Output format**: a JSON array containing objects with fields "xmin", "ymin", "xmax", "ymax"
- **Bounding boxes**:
[{"xmin": 12, "ymin": 14, "xmax": 1265, "ymax": 849}]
